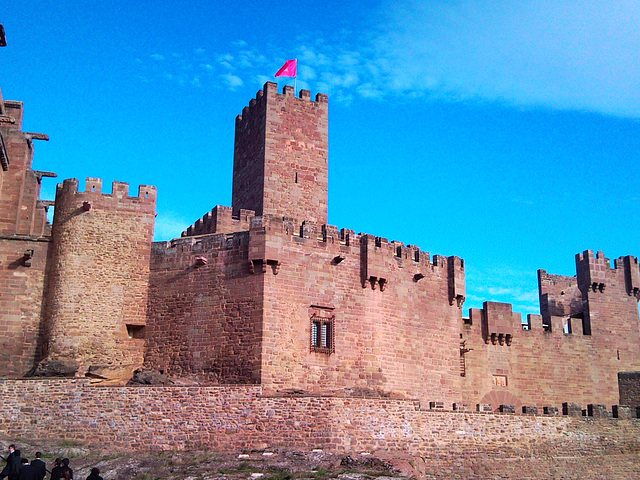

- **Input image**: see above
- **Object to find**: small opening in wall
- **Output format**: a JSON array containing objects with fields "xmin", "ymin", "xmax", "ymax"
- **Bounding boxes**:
[
  {"xmin": 310, "ymin": 314, "xmax": 335, "ymax": 354},
  {"xmin": 295, "ymin": 172, "xmax": 298, "ymax": 183},
  {"xmin": 126, "ymin": 324, "xmax": 146, "ymax": 339}
]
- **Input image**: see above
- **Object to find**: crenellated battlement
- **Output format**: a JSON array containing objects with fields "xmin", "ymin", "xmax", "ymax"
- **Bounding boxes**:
[
  {"xmin": 240, "ymin": 213, "xmax": 456, "ymax": 270},
  {"xmin": 182, "ymin": 205, "xmax": 255, "ymax": 237},
  {"xmin": 235, "ymin": 82, "xmax": 328, "ymax": 127},
  {"xmin": 55, "ymin": 177, "xmax": 157, "ymax": 212},
  {"xmin": 3, "ymin": 29, "xmax": 640, "ymax": 431},
  {"xmin": 620, "ymin": 255, "xmax": 640, "ymax": 299},
  {"xmin": 154, "ymin": 229, "xmax": 249, "ymax": 256}
]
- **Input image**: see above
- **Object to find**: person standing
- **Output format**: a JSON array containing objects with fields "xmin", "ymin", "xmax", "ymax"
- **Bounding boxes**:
[
  {"xmin": 7, "ymin": 449, "xmax": 22, "ymax": 480},
  {"xmin": 60, "ymin": 460, "xmax": 72, "ymax": 480},
  {"xmin": 17, "ymin": 459, "xmax": 39, "ymax": 480},
  {"xmin": 27, "ymin": 454, "xmax": 45, "ymax": 480},
  {"xmin": 85, "ymin": 468, "xmax": 102, "ymax": 480},
  {"xmin": 49, "ymin": 459, "xmax": 63, "ymax": 480},
  {"xmin": 0, "ymin": 445, "xmax": 16, "ymax": 480}
]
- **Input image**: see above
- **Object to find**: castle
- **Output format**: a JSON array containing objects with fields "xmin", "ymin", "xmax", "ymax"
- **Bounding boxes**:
[{"xmin": 1, "ymin": 33, "xmax": 639, "ymax": 417}]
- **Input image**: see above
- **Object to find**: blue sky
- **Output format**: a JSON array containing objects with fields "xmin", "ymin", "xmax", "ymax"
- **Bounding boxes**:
[{"xmin": 1, "ymin": 1, "xmax": 639, "ymax": 316}]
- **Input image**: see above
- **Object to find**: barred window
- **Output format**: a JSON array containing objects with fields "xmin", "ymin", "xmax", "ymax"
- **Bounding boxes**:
[{"xmin": 310, "ymin": 314, "xmax": 334, "ymax": 354}]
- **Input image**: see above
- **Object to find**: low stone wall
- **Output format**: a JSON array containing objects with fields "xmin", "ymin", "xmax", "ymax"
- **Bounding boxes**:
[{"xmin": 2, "ymin": 379, "xmax": 639, "ymax": 458}]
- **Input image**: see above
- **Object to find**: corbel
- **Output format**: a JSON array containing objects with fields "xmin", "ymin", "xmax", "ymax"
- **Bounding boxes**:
[
  {"xmin": 23, "ymin": 249, "xmax": 34, "ymax": 267},
  {"xmin": 332, "ymin": 255, "xmax": 345, "ymax": 265},
  {"xmin": 194, "ymin": 256, "xmax": 208, "ymax": 267}
]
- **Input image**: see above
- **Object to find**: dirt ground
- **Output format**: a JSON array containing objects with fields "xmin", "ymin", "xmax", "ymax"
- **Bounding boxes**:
[{"xmin": 2, "ymin": 439, "xmax": 639, "ymax": 480}]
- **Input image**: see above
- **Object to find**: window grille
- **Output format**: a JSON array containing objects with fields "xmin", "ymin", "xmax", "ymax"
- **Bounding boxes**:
[{"xmin": 310, "ymin": 314, "xmax": 334, "ymax": 354}]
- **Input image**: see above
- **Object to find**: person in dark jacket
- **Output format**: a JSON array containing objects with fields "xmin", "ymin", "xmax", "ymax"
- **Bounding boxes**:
[
  {"xmin": 49, "ymin": 459, "xmax": 63, "ymax": 480},
  {"xmin": 27, "ymin": 454, "xmax": 45, "ymax": 480},
  {"xmin": 7, "ymin": 450, "xmax": 22, "ymax": 480},
  {"xmin": 85, "ymin": 468, "xmax": 102, "ymax": 480},
  {"xmin": 60, "ymin": 459, "xmax": 72, "ymax": 480},
  {"xmin": 17, "ymin": 459, "xmax": 39, "ymax": 480},
  {"xmin": 0, "ymin": 445, "xmax": 16, "ymax": 480}
]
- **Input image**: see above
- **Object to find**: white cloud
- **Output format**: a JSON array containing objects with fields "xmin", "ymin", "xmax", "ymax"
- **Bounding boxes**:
[
  {"xmin": 221, "ymin": 73, "xmax": 243, "ymax": 89},
  {"xmin": 217, "ymin": 53, "xmax": 235, "ymax": 70},
  {"xmin": 466, "ymin": 264, "xmax": 540, "ymax": 314},
  {"xmin": 373, "ymin": 0, "xmax": 640, "ymax": 117},
  {"xmin": 357, "ymin": 83, "xmax": 383, "ymax": 99},
  {"xmin": 132, "ymin": 3, "xmax": 639, "ymax": 116},
  {"xmin": 299, "ymin": 65, "xmax": 317, "ymax": 81}
]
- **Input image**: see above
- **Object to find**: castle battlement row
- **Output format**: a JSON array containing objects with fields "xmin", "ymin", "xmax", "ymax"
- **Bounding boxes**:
[{"xmin": 1, "ymin": 46, "xmax": 639, "ymax": 414}]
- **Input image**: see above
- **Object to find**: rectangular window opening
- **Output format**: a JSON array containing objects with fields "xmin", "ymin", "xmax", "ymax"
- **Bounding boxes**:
[
  {"xmin": 126, "ymin": 324, "xmax": 146, "ymax": 339},
  {"xmin": 310, "ymin": 314, "xmax": 335, "ymax": 354}
]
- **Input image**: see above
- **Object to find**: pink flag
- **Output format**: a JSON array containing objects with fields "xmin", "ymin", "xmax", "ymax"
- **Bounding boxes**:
[{"xmin": 275, "ymin": 59, "xmax": 297, "ymax": 77}]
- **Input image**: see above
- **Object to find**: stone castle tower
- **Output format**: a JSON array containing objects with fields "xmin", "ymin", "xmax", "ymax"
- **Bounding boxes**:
[{"xmin": 232, "ymin": 82, "xmax": 329, "ymax": 225}]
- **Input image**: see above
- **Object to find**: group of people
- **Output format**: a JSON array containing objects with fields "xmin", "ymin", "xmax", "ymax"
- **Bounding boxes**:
[{"xmin": 0, "ymin": 445, "xmax": 102, "ymax": 480}]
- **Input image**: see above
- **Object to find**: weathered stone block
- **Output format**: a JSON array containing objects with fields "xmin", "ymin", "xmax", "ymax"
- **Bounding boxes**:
[
  {"xmin": 499, "ymin": 404, "xmax": 515, "ymax": 414},
  {"xmin": 563, "ymin": 402, "xmax": 583, "ymax": 417}
]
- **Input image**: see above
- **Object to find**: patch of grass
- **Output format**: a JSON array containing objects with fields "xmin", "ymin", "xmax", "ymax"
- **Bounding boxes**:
[
  {"xmin": 132, "ymin": 474, "xmax": 152, "ymax": 480},
  {"xmin": 218, "ymin": 461, "xmax": 262, "ymax": 474},
  {"xmin": 308, "ymin": 467, "xmax": 336, "ymax": 480},
  {"xmin": 264, "ymin": 466, "xmax": 294, "ymax": 480}
]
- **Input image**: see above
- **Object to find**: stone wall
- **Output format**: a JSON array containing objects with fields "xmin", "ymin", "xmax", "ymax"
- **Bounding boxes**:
[
  {"xmin": 0, "ymin": 380, "xmax": 639, "ymax": 462},
  {"xmin": 0, "ymin": 238, "xmax": 50, "ymax": 377},
  {"xmin": 0, "ymin": 96, "xmax": 52, "ymax": 378},
  {"xmin": 251, "ymin": 216, "xmax": 465, "ymax": 404},
  {"xmin": 462, "ymin": 298, "xmax": 640, "ymax": 410},
  {"xmin": 0, "ymin": 100, "xmax": 50, "ymax": 237},
  {"xmin": 146, "ymin": 231, "xmax": 263, "ymax": 383},
  {"xmin": 619, "ymin": 372, "xmax": 640, "ymax": 408}
]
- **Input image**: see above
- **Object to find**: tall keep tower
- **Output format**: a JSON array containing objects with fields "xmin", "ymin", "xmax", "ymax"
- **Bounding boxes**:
[{"xmin": 232, "ymin": 82, "xmax": 329, "ymax": 225}]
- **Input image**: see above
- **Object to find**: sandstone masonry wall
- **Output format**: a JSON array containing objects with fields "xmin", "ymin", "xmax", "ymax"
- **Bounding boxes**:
[
  {"xmin": 0, "ymin": 380, "xmax": 639, "ymax": 463},
  {"xmin": 461, "ymin": 294, "xmax": 640, "ymax": 411},
  {"xmin": 249, "ymin": 216, "xmax": 464, "ymax": 405},
  {"xmin": 619, "ymin": 372, "xmax": 640, "ymax": 408},
  {"xmin": 40, "ymin": 178, "xmax": 156, "ymax": 381},
  {"xmin": 146, "ymin": 231, "xmax": 263, "ymax": 383},
  {"xmin": 232, "ymin": 83, "xmax": 329, "ymax": 225},
  {"xmin": 0, "ymin": 238, "xmax": 50, "ymax": 376},
  {"xmin": 0, "ymin": 97, "xmax": 53, "ymax": 377},
  {"xmin": 0, "ymin": 101, "xmax": 50, "ymax": 237}
]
